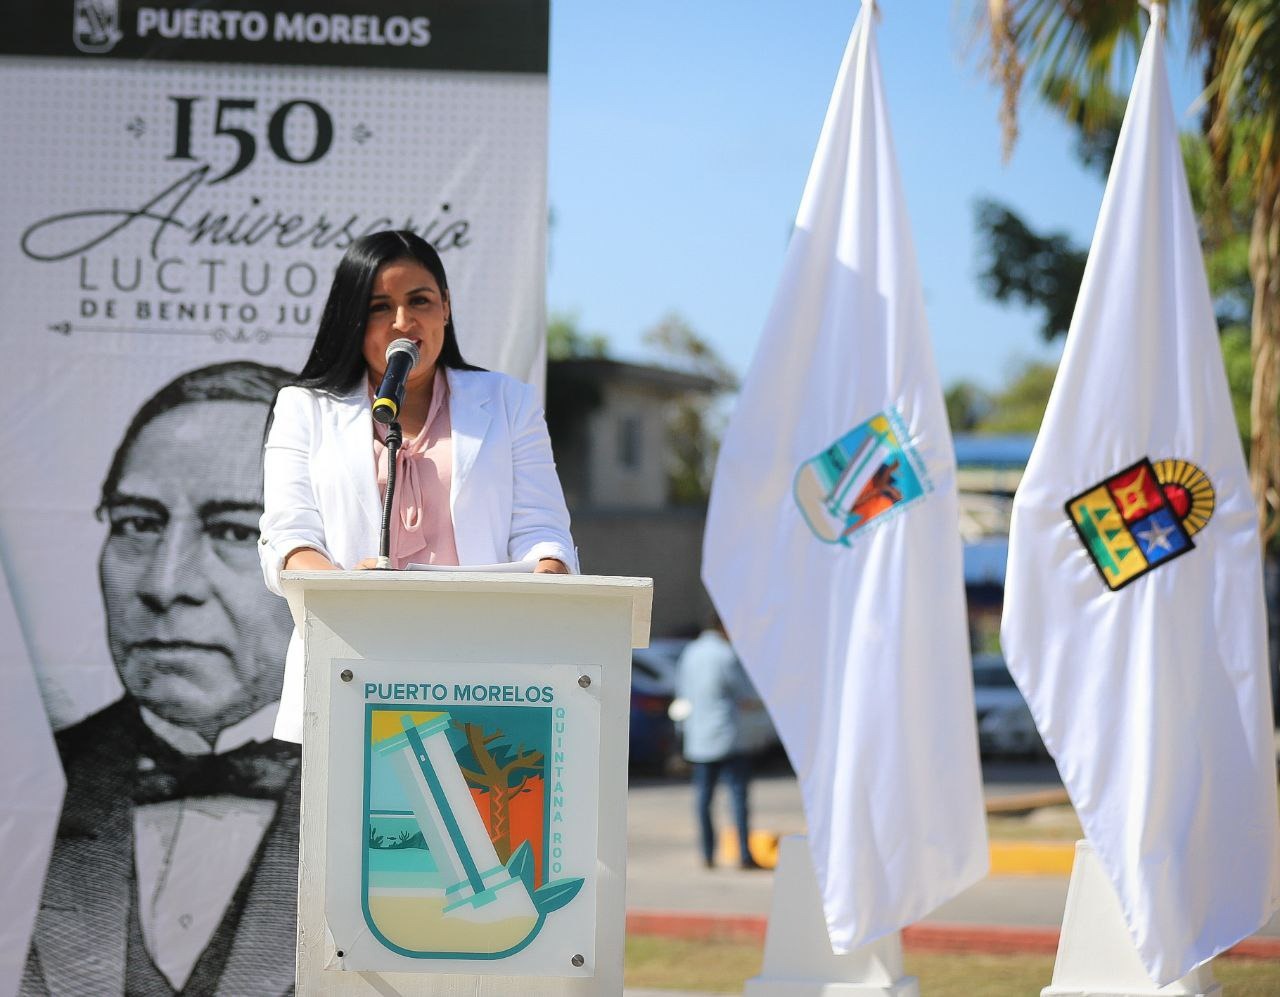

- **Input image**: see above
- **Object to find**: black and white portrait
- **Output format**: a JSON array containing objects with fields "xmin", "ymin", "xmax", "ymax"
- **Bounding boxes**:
[{"xmin": 22, "ymin": 361, "xmax": 299, "ymax": 997}]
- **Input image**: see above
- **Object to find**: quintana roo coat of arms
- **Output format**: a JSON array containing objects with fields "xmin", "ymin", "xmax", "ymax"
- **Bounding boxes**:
[
  {"xmin": 362, "ymin": 705, "xmax": 583, "ymax": 959},
  {"xmin": 1065, "ymin": 457, "xmax": 1216, "ymax": 591},
  {"xmin": 794, "ymin": 407, "xmax": 931, "ymax": 546}
]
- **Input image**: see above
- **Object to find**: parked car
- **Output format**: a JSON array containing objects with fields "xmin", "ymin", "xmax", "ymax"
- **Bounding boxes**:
[
  {"xmin": 972, "ymin": 653, "xmax": 1047, "ymax": 757},
  {"xmin": 629, "ymin": 638, "xmax": 687, "ymax": 771}
]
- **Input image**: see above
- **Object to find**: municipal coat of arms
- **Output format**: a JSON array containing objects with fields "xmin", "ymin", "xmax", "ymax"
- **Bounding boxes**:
[
  {"xmin": 794, "ymin": 407, "xmax": 930, "ymax": 545},
  {"xmin": 362, "ymin": 704, "xmax": 583, "ymax": 959},
  {"xmin": 73, "ymin": 0, "xmax": 124, "ymax": 53},
  {"xmin": 1065, "ymin": 457, "xmax": 1215, "ymax": 591}
]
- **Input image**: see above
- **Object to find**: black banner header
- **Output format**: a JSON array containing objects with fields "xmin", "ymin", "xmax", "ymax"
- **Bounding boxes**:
[{"xmin": 1, "ymin": 1, "xmax": 548, "ymax": 73}]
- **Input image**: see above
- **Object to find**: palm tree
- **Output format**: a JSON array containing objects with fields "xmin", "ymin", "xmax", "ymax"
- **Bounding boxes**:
[
  {"xmin": 979, "ymin": 0, "xmax": 1280, "ymax": 547},
  {"xmin": 453, "ymin": 720, "xmax": 543, "ymax": 863}
]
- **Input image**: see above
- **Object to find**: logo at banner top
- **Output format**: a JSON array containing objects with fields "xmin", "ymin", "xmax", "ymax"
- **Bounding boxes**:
[
  {"xmin": 794, "ymin": 407, "xmax": 930, "ymax": 546},
  {"xmin": 73, "ymin": 0, "xmax": 123, "ymax": 54},
  {"xmin": 1065, "ymin": 457, "xmax": 1215, "ymax": 591},
  {"xmin": 361, "ymin": 705, "xmax": 584, "ymax": 959}
]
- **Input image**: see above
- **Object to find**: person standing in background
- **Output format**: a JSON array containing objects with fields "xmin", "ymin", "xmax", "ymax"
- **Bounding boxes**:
[{"xmin": 677, "ymin": 616, "xmax": 763, "ymax": 870}]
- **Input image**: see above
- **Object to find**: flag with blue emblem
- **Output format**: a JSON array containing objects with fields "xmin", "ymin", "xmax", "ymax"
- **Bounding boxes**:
[
  {"xmin": 1002, "ymin": 8, "xmax": 1280, "ymax": 984},
  {"xmin": 702, "ymin": 0, "xmax": 987, "ymax": 954}
]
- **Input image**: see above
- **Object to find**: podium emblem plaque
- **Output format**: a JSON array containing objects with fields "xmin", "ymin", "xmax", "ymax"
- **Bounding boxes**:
[{"xmin": 325, "ymin": 660, "xmax": 602, "ymax": 976}]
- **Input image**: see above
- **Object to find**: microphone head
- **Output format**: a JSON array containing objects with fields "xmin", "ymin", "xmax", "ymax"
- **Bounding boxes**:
[{"xmin": 386, "ymin": 338, "xmax": 421, "ymax": 366}]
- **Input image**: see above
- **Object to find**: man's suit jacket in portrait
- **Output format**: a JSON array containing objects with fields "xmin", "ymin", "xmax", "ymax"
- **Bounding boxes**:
[{"xmin": 22, "ymin": 698, "xmax": 300, "ymax": 997}]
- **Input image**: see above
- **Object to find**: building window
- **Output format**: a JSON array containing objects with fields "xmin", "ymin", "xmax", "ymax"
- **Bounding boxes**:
[{"xmin": 618, "ymin": 416, "xmax": 641, "ymax": 470}]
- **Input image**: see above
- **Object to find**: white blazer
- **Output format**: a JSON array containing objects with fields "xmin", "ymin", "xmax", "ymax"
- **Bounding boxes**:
[{"xmin": 259, "ymin": 367, "xmax": 577, "ymax": 742}]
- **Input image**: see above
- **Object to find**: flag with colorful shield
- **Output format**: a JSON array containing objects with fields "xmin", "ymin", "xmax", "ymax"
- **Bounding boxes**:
[{"xmin": 1002, "ymin": 9, "xmax": 1280, "ymax": 984}]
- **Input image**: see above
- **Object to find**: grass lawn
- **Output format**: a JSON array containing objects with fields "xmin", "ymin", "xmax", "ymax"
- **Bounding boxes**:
[
  {"xmin": 624, "ymin": 936, "xmax": 1280, "ymax": 995},
  {"xmin": 626, "ymin": 936, "xmax": 761, "ymax": 992}
]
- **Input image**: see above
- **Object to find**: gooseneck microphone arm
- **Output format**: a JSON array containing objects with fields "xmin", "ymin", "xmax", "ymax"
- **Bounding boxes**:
[{"xmin": 376, "ymin": 421, "xmax": 403, "ymax": 570}]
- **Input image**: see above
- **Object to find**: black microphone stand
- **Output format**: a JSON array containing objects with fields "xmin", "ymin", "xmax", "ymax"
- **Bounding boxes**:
[{"xmin": 376, "ymin": 421, "xmax": 403, "ymax": 569}]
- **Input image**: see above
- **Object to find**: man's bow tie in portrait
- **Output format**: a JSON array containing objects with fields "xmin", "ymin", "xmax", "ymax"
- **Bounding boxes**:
[{"xmin": 133, "ymin": 741, "xmax": 299, "ymax": 803}]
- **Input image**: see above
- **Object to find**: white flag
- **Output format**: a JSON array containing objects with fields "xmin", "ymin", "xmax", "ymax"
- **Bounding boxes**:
[
  {"xmin": 1001, "ymin": 13, "xmax": 1280, "ymax": 984},
  {"xmin": 0, "ymin": 561, "xmax": 64, "ymax": 997},
  {"xmin": 702, "ymin": 3, "xmax": 987, "ymax": 952}
]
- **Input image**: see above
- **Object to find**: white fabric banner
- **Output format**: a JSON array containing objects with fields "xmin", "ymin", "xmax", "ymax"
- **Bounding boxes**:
[
  {"xmin": 1001, "ymin": 14, "xmax": 1280, "ymax": 984},
  {"xmin": 0, "ymin": 3, "xmax": 548, "ymax": 993},
  {"xmin": 1, "ymin": 7, "xmax": 548, "ymax": 732},
  {"xmin": 0, "ymin": 562, "xmax": 64, "ymax": 997},
  {"xmin": 702, "ymin": 2, "xmax": 987, "ymax": 953}
]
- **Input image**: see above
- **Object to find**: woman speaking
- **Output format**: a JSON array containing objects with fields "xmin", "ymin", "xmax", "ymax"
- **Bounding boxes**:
[{"xmin": 259, "ymin": 230, "xmax": 576, "ymax": 742}]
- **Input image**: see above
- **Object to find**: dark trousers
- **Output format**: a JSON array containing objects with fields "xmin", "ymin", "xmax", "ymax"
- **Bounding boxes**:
[{"xmin": 692, "ymin": 753, "xmax": 752, "ymax": 866}]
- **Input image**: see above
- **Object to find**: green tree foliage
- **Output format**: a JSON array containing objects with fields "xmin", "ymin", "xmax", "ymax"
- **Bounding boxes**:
[
  {"xmin": 642, "ymin": 313, "xmax": 738, "ymax": 505},
  {"xmin": 975, "ymin": 200, "xmax": 1087, "ymax": 341},
  {"xmin": 974, "ymin": 0, "xmax": 1280, "ymax": 544},
  {"xmin": 977, "ymin": 361, "xmax": 1059, "ymax": 434},
  {"xmin": 971, "ymin": 82, "xmax": 1256, "ymax": 445},
  {"xmin": 543, "ymin": 311, "xmax": 738, "ymax": 506},
  {"xmin": 1181, "ymin": 132, "xmax": 1256, "ymax": 329},
  {"xmin": 547, "ymin": 311, "xmax": 608, "ymax": 361},
  {"xmin": 947, "ymin": 364, "xmax": 1059, "ymax": 438},
  {"xmin": 945, "ymin": 381, "xmax": 994, "ymax": 432},
  {"xmin": 642, "ymin": 313, "xmax": 739, "ymax": 389},
  {"xmin": 544, "ymin": 311, "xmax": 606, "ymax": 456},
  {"xmin": 1221, "ymin": 327, "xmax": 1254, "ymax": 454}
]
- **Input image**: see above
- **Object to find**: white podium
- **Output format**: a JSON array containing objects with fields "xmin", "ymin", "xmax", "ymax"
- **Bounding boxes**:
[{"xmin": 280, "ymin": 570, "xmax": 653, "ymax": 997}]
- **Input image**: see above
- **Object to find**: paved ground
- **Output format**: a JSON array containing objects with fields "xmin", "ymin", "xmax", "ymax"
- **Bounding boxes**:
[
  {"xmin": 625, "ymin": 758, "xmax": 1280, "ymax": 938},
  {"xmin": 627, "ymin": 765, "xmax": 803, "ymax": 916},
  {"xmin": 625, "ymin": 992, "xmax": 716, "ymax": 997},
  {"xmin": 625, "ymin": 992, "xmax": 715, "ymax": 997}
]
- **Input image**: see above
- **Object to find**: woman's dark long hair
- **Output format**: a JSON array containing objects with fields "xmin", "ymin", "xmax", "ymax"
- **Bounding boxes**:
[{"xmin": 294, "ymin": 230, "xmax": 482, "ymax": 393}]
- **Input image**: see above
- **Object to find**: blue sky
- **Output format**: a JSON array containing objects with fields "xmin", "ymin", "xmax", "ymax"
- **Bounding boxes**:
[{"xmin": 545, "ymin": 2, "xmax": 1203, "ymax": 391}]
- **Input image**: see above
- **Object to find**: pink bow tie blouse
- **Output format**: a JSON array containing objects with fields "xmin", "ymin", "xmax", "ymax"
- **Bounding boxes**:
[{"xmin": 370, "ymin": 368, "xmax": 460, "ymax": 569}]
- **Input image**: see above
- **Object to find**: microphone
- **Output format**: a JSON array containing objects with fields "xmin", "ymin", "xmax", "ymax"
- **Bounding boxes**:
[{"xmin": 371, "ymin": 338, "xmax": 420, "ymax": 425}]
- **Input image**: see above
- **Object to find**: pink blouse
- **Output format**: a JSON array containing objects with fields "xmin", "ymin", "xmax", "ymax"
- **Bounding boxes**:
[{"xmin": 371, "ymin": 368, "xmax": 460, "ymax": 569}]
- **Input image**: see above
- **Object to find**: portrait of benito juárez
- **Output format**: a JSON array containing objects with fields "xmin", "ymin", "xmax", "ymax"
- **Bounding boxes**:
[{"xmin": 23, "ymin": 361, "xmax": 299, "ymax": 997}]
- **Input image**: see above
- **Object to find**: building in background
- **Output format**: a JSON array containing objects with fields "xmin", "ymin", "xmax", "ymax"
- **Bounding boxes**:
[
  {"xmin": 954, "ymin": 434, "xmax": 1033, "ymax": 653},
  {"xmin": 547, "ymin": 377, "xmax": 1039, "ymax": 644},
  {"xmin": 546, "ymin": 358, "xmax": 722, "ymax": 636}
]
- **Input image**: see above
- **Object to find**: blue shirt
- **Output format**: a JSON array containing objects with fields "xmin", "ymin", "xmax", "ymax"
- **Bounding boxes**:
[{"xmin": 677, "ymin": 630, "xmax": 756, "ymax": 762}]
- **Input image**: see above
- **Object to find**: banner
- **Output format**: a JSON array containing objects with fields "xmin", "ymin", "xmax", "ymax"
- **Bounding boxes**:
[
  {"xmin": 0, "ymin": 568, "xmax": 64, "ymax": 997},
  {"xmin": 702, "ymin": 1, "xmax": 987, "ymax": 954},
  {"xmin": 1002, "ymin": 9, "xmax": 1280, "ymax": 983},
  {"xmin": 0, "ymin": 2, "xmax": 549, "ymax": 992}
]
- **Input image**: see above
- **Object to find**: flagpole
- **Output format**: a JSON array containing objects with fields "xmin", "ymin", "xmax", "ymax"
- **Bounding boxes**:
[{"xmin": 1138, "ymin": 0, "xmax": 1166, "ymax": 34}]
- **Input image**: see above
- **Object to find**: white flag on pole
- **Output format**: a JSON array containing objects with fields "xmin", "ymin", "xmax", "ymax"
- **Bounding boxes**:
[
  {"xmin": 1001, "ymin": 10, "xmax": 1280, "ymax": 984},
  {"xmin": 702, "ymin": 2, "xmax": 987, "ymax": 952},
  {"xmin": 0, "ymin": 561, "xmax": 64, "ymax": 997}
]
